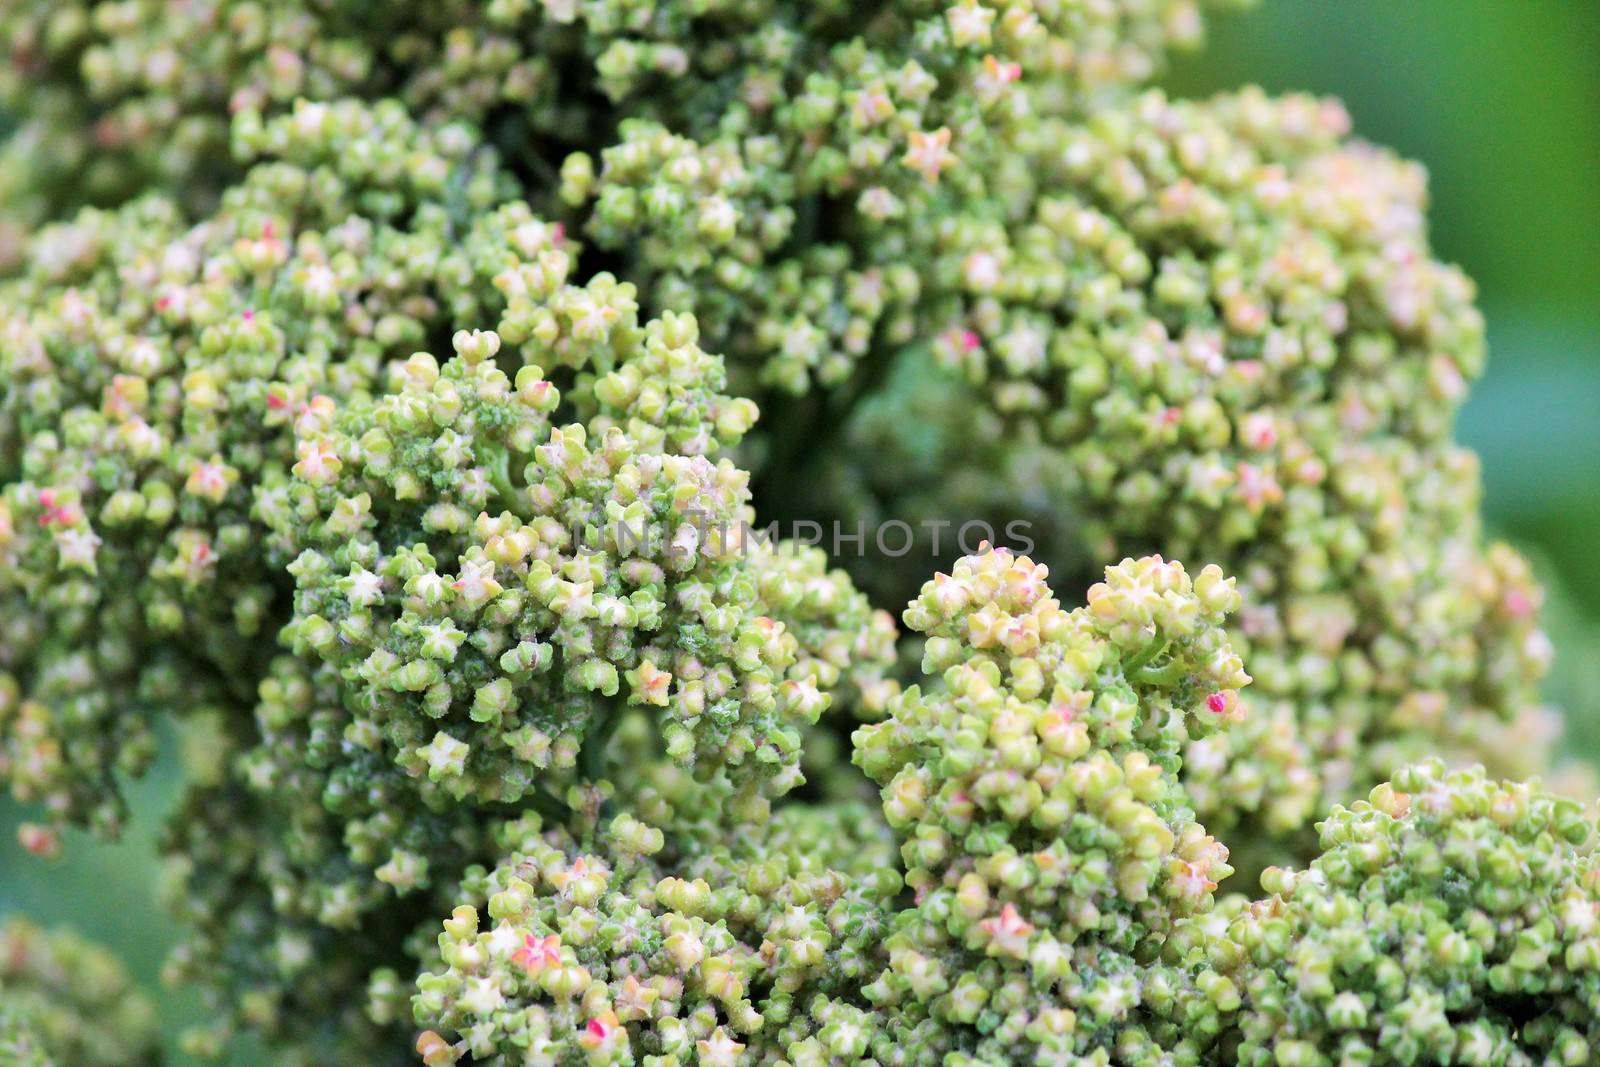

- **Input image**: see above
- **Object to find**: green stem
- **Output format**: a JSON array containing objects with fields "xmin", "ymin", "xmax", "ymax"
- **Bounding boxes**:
[
  {"xmin": 577, "ymin": 708, "xmax": 623, "ymax": 825},
  {"xmin": 479, "ymin": 443, "xmax": 522, "ymax": 512},
  {"xmin": 579, "ymin": 705, "xmax": 623, "ymax": 784},
  {"xmin": 1131, "ymin": 659, "xmax": 1188, "ymax": 688},
  {"xmin": 1120, "ymin": 634, "xmax": 1166, "ymax": 677}
]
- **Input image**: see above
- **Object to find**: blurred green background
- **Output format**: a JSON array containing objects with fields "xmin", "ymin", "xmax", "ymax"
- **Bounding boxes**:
[
  {"xmin": 3, "ymin": 2, "xmax": 1598, "ymax": 1062},
  {"xmin": 1165, "ymin": 0, "xmax": 1600, "ymax": 752}
]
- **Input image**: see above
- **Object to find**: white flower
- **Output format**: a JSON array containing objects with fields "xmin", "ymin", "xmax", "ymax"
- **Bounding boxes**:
[
  {"xmin": 293, "ymin": 437, "xmax": 342, "ymax": 484},
  {"xmin": 342, "ymin": 566, "xmax": 384, "ymax": 607},
  {"xmin": 945, "ymin": 2, "xmax": 996, "ymax": 47},
  {"xmin": 54, "ymin": 528, "xmax": 102, "ymax": 573},
  {"xmin": 458, "ymin": 977, "xmax": 504, "ymax": 1017},
  {"xmin": 696, "ymin": 1028, "xmax": 746, "ymax": 1067},
  {"xmin": 903, "ymin": 128, "xmax": 956, "ymax": 183},
  {"xmin": 420, "ymin": 732, "xmax": 470, "ymax": 778},
  {"xmin": 450, "ymin": 558, "xmax": 502, "ymax": 607}
]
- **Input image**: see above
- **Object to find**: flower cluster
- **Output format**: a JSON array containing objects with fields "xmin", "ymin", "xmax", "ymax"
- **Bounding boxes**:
[
  {"xmin": 0, "ymin": 95, "xmax": 524, "ymax": 832},
  {"xmin": 409, "ymin": 776, "xmax": 901, "ymax": 1065},
  {"xmin": 0, "ymin": 2, "xmax": 1587, "ymax": 1065},
  {"xmin": 563, "ymin": 1, "xmax": 1247, "ymax": 395},
  {"xmin": 153, "ymin": 303, "xmax": 888, "ymax": 1060},
  {"xmin": 806, "ymin": 88, "xmax": 1551, "ymax": 857},
  {"xmin": 852, "ymin": 548, "xmax": 1247, "ymax": 1062},
  {"xmin": 159, "ymin": 653, "xmax": 501, "ymax": 1064},
  {"xmin": 274, "ymin": 315, "xmax": 890, "ymax": 810},
  {"xmin": 1182, "ymin": 760, "xmax": 1600, "ymax": 1065},
  {"xmin": 149, "ymin": 318, "xmax": 891, "ymax": 1060},
  {"xmin": 0, "ymin": 917, "xmax": 158, "ymax": 1067},
  {"xmin": 2, "ymin": 0, "xmax": 1239, "ymax": 383}
]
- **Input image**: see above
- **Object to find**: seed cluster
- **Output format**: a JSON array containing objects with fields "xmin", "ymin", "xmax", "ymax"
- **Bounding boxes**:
[
  {"xmin": 806, "ymin": 89, "xmax": 1551, "ymax": 852},
  {"xmin": 0, "ymin": 918, "xmax": 158, "ymax": 1067},
  {"xmin": 0, "ymin": 2, "xmax": 1582, "ymax": 1064},
  {"xmin": 1181, "ymin": 761, "xmax": 1600, "ymax": 1065}
]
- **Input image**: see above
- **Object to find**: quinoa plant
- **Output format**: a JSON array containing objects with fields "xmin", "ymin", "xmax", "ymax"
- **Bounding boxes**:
[{"xmin": 0, "ymin": 2, "xmax": 1591, "ymax": 1064}]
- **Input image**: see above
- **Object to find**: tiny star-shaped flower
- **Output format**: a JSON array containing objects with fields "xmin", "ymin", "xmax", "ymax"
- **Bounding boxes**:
[
  {"xmin": 577, "ymin": 1009, "xmax": 621, "ymax": 1051},
  {"xmin": 614, "ymin": 975, "xmax": 659, "ymax": 1021},
  {"xmin": 511, "ymin": 932, "xmax": 561, "ymax": 974},
  {"xmin": 697, "ymin": 1027, "xmax": 746, "ymax": 1067},
  {"xmin": 979, "ymin": 902, "xmax": 1035, "ymax": 958},
  {"xmin": 903, "ymin": 127, "xmax": 956, "ymax": 183}
]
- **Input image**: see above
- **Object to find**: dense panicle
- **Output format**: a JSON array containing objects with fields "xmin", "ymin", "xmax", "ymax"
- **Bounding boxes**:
[
  {"xmin": 1178, "ymin": 761, "xmax": 1600, "ymax": 1065},
  {"xmin": 853, "ymin": 548, "xmax": 1247, "ymax": 1063},
  {"xmin": 803, "ymin": 88, "xmax": 1552, "ymax": 856},
  {"xmin": 0, "ymin": 97, "xmax": 523, "ymax": 831},
  {"xmin": 0, "ymin": 919, "xmax": 159, "ymax": 1067},
  {"xmin": 411, "ymin": 780, "xmax": 901, "ymax": 1064},
  {"xmin": 0, "ymin": 2, "xmax": 1585, "ymax": 1065}
]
